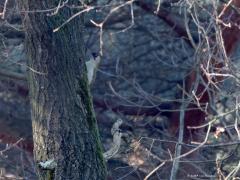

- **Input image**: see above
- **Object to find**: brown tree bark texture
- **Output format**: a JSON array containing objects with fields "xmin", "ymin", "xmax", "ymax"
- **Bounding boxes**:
[{"xmin": 18, "ymin": 1, "xmax": 107, "ymax": 179}]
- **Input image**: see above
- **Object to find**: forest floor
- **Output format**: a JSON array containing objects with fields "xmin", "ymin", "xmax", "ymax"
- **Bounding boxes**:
[{"xmin": 0, "ymin": 80, "xmax": 170, "ymax": 180}]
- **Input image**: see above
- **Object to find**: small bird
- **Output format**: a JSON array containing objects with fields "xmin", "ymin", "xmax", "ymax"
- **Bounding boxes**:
[{"xmin": 86, "ymin": 52, "xmax": 101, "ymax": 85}]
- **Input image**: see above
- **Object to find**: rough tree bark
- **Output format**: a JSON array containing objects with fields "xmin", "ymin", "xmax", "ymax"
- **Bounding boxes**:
[{"xmin": 18, "ymin": 1, "xmax": 107, "ymax": 179}]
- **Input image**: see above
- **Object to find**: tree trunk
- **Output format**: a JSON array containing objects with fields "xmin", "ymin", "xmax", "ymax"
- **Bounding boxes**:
[{"xmin": 18, "ymin": 1, "xmax": 107, "ymax": 179}]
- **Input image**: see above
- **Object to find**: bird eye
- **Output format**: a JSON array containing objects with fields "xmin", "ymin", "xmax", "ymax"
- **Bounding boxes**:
[{"xmin": 92, "ymin": 52, "xmax": 98, "ymax": 59}]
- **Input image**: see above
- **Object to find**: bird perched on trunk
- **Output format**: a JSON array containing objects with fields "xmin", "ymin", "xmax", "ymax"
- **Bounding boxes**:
[{"xmin": 86, "ymin": 52, "xmax": 101, "ymax": 85}]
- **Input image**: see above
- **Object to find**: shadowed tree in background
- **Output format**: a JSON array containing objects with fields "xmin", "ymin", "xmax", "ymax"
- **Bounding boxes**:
[{"xmin": 17, "ymin": 0, "xmax": 107, "ymax": 179}]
